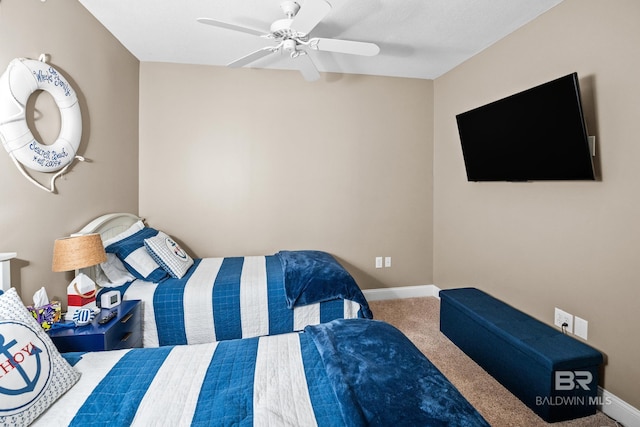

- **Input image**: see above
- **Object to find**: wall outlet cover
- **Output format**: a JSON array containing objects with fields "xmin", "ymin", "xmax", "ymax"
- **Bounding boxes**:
[{"xmin": 554, "ymin": 307, "xmax": 574, "ymax": 334}]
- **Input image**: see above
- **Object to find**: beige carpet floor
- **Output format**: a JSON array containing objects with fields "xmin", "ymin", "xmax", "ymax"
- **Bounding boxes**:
[{"xmin": 369, "ymin": 297, "xmax": 619, "ymax": 427}]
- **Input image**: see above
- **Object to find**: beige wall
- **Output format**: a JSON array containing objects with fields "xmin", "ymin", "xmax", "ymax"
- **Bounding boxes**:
[
  {"xmin": 0, "ymin": 0, "xmax": 139, "ymax": 301},
  {"xmin": 139, "ymin": 63, "xmax": 434, "ymax": 290},
  {"xmin": 434, "ymin": 0, "xmax": 640, "ymax": 409}
]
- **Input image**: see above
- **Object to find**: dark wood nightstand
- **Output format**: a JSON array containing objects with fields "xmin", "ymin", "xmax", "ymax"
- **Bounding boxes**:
[{"xmin": 48, "ymin": 300, "xmax": 142, "ymax": 352}]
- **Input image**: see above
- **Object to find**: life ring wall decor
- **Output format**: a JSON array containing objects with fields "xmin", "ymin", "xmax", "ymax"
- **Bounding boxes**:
[{"xmin": 0, "ymin": 57, "xmax": 85, "ymax": 193}]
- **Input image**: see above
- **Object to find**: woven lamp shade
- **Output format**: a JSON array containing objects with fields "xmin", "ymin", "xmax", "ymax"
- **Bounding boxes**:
[{"xmin": 52, "ymin": 233, "xmax": 107, "ymax": 272}]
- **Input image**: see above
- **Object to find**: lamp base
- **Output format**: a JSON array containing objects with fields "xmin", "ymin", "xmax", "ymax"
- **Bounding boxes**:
[{"xmin": 65, "ymin": 273, "xmax": 97, "ymax": 321}]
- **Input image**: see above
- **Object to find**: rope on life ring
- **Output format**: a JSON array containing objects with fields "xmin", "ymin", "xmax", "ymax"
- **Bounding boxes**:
[{"xmin": 0, "ymin": 56, "xmax": 84, "ymax": 193}]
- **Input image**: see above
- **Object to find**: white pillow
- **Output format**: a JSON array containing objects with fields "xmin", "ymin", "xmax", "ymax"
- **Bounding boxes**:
[
  {"xmin": 144, "ymin": 232, "xmax": 194, "ymax": 279},
  {"xmin": 0, "ymin": 288, "xmax": 80, "ymax": 425},
  {"xmin": 97, "ymin": 253, "xmax": 136, "ymax": 287}
]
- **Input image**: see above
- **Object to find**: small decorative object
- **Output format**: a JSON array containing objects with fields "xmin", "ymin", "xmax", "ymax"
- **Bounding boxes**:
[
  {"xmin": 71, "ymin": 308, "xmax": 95, "ymax": 326},
  {"xmin": 0, "ymin": 56, "xmax": 85, "ymax": 193},
  {"xmin": 52, "ymin": 233, "xmax": 107, "ymax": 320},
  {"xmin": 65, "ymin": 273, "xmax": 97, "ymax": 314}
]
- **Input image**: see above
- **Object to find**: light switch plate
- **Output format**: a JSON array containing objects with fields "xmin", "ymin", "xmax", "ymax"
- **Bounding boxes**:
[{"xmin": 574, "ymin": 316, "xmax": 588, "ymax": 340}]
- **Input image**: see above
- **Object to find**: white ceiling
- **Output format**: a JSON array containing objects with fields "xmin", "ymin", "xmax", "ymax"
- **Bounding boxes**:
[{"xmin": 78, "ymin": 0, "xmax": 563, "ymax": 80}]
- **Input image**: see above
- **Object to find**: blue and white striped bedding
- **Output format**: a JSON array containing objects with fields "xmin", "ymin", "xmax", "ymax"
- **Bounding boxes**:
[
  {"xmin": 105, "ymin": 255, "xmax": 370, "ymax": 347},
  {"xmin": 34, "ymin": 319, "xmax": 489, "ymax": 426}
]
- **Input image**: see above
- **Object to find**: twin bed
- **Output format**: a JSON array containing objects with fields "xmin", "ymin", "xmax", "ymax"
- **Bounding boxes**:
[
  {"xmin": 80, "ymin": 213, "xmax": 372, "ymax": 347},
  {"xmin": 27, "ymin": 318, "xmax": 488, "ymax": 426},
  {"xmin": 0, "ymin": 213, "xmax": 490, "ymax": 426}
]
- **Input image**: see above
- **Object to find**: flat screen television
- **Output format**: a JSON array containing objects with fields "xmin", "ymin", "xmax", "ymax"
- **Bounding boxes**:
[{"xmin": 456, "ymin": 73, "xmax": 595, "ymax": 181}]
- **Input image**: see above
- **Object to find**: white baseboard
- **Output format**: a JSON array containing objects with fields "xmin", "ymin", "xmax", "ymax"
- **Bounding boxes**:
[
  {"xmin": 362, "ymin": 284, "xmax": 639, "ymax": 426},
  {"xmin": 599, "ymin": 386, "xmax": 640, "ymax": 427},
  {"xmin": 363, "ymin": 284, "xmax": 441, "ymax": 301}
]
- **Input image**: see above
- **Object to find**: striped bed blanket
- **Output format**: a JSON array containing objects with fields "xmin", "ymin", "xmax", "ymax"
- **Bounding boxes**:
[
  {"xmin": 104, "ymin": 252, "xmax": 372, "ymax": 347},
  {"xmin": 34, "ymin": 319, "xmax": 489, "ymax": 426}
]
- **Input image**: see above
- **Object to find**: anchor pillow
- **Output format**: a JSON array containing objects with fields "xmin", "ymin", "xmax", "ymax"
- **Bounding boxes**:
[
  {"xmin": 0, "ymin": 288, "xmax": 80, "ymax": 426},
  {"xmin": 144, "ymin": 232, "xmax": 194, "ymax": 279}
]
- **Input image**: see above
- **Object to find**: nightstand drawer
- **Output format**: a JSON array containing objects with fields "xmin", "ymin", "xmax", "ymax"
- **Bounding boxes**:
[
  {"xmin": 104, "ymin": 303, "xmax": 142, "ymax": 350},
  {"xmin": 49, "ymin": 300, "xmax": 142, "ymax": 352}
]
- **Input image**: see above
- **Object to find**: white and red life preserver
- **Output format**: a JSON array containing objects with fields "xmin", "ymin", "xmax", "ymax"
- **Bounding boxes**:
[{"xmin": 0, "ymin": 57, "xmax": 83, "ymax": 192}]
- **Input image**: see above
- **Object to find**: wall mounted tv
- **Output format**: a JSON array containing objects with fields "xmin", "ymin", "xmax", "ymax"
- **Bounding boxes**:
[{"xmin": 456, "ymin": 72, "xmax": 595, "ymax": 181}]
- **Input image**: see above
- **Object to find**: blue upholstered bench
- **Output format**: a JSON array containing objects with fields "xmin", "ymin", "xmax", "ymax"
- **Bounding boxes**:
[{"xmin": 439, "ymin": 287, "xmax": 603, "ymax": 423}]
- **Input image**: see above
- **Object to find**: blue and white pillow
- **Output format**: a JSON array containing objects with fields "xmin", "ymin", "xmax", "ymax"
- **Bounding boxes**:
[
  {"xmin": 144, "ymin": 232, "xmax": 194, "ymax": 279},
  {"xmin": 104, "ymin": 221, "xmax": 168, "ymax": 283},
  {"xmin": 0, "ymin": 288, "xmax": 80, "ymax": 425}
]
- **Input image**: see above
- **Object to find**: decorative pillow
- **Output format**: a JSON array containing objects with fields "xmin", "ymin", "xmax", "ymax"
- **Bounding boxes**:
[
  {"xmin": 144, "ymin": 232, "xmax": 194, "ymax": 279},
  {"xmin": 0, "ymin": 288, "xmax": 80, "ymax": 425},
  {"xmin": 104, "ymin": 221, "xmax": 168, "ymax": 283}
]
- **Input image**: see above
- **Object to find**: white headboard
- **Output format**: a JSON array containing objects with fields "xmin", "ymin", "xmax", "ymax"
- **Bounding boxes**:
[
  {"xmin": 0, "ymin": 252, "xmax": 17, "ymax": 292},
  {"xmin": 73, "ymin": 213, "xmax": 142, "ymax": 281},
  {"xmin": 74, "ymin": 213, "xmax": 142, "ymax": 240}
]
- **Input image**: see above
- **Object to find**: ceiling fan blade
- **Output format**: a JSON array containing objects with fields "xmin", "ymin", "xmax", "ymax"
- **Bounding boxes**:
[
  {"xmin": 228, "ymin": 47, "xmax": 275, "ymax": 68},
  {"xmin": 197, "ymin": 17, "xmax": 266, "ymax": 37},
  {"xmin": 308, "ymin": 38, "xmax": 380, "ymax": 56},
  {"xmin": 291, "ymin": 0, "xmax": 331, "ymax": 36},
  {"xmin": 297, "ymin": 53, "xmax": 320, "ymax": 82}
]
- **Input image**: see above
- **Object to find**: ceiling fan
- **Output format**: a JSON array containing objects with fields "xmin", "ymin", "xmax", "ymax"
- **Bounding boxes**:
[{"xmin": 197, "ymin": 0, "xmax": 380, "ymax": 82}]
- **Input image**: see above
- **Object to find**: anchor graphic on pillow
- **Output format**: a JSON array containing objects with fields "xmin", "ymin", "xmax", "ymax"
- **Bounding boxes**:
[{"xmin": 0, "ymin": 333, "xmax": 42, "ymax": 395}]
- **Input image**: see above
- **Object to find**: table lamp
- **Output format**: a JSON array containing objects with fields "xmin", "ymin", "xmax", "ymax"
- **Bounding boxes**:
[{"xmin": 52, "ymin": 233, "xmax": 107, "ymax": 320}]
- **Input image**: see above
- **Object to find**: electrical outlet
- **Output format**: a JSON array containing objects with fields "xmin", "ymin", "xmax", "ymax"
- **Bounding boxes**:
[
  {"xmin": 375, "ymin": 257, "xmax": 383, "ymax": 269},
  {"xmin": 574, "ymin": 316, "xmax": 588, "ymax": 340},
  {"xmin": 384, "ymin": 257, "xmax": 391, "ymax": 268},
  {"xmin": 554, "ymin": 307, "xmax": 573, "ymax": 333}
]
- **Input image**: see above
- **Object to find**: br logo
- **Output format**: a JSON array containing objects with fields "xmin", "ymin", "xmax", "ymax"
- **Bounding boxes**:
[
  {"xmin": 555, "ymin": 371, "xmax": 594, "ymax": 391},
  {"xmin": 0, "ymin": 321, "xmax": 52, "ymax": 416}
]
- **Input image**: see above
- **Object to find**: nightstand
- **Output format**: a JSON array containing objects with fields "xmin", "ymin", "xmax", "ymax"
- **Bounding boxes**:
[{"xmin": 48, "ymin": 300, "xmax": 142, "ymax": 352}]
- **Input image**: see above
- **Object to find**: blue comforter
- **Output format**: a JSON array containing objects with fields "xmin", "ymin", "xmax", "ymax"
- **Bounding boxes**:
[
  {"xmin": 307, "ymin": 319, "xmax": 490, "ymax": 426},
  {"xmin": 42, "ymin": 319, "xmax": 488, "ymax": 426},
  {"xmin": 278, "ymin": 250, "xmax": 373, "ymax": 319}
]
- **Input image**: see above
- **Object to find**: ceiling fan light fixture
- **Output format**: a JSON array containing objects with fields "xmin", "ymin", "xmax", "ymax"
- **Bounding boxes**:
[{"xmin": 283, "ymin": 39, "xmax": 297, "ymax": 53}]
